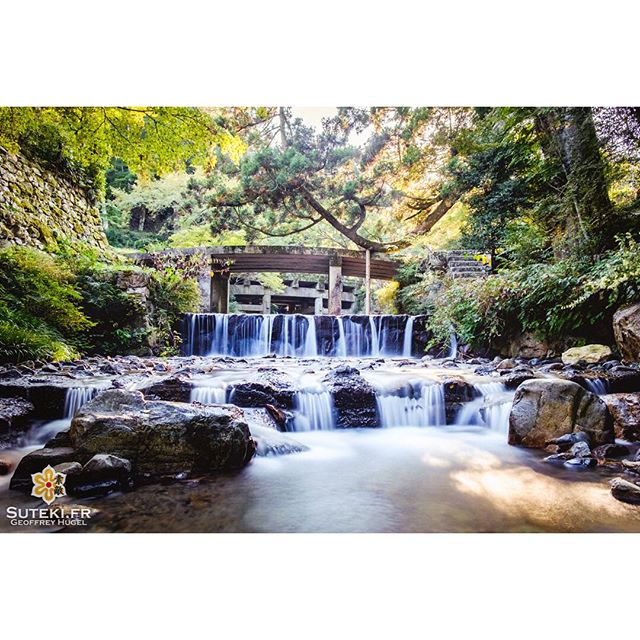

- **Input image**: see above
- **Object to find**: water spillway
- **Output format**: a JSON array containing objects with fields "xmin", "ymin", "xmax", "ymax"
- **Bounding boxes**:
[{"xmin": 182, "ymin": 313, "xmax": 429, "ymax": 358}]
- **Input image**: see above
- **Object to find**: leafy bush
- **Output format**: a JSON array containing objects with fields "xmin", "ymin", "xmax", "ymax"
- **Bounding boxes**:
[
  {"xmin": 0, "ymin": 247, "xmax": 92, "ymax": 363},
  {"xmin": 419, "ymin": 235, "xmax": 640, "ymax": 352},
  {"xmin": 148, "ymin": 268, "xmax": 200, "ymax": 355},
  {"xmin": 0, "ymin": 244, "xmax": 201, "ymax": 362}
]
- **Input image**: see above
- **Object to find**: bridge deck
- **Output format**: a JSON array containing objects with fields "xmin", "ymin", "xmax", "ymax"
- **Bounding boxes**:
[{"xmin": 133, "ymin": 245, "xmax": 401, "ymax": 280}]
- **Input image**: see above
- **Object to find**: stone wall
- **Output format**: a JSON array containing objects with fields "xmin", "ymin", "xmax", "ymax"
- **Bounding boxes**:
[{"xmin": 0, "ymin": 147, "xmax": 108, "ymax": 250}]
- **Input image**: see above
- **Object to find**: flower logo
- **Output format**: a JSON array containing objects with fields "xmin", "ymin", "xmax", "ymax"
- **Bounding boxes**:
[{"xmin": 31, "ymin": 465, "xmax": 67, "ymax": 505}]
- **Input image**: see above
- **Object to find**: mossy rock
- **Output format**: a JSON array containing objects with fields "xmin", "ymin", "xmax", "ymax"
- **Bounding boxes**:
[{"xmin": 562, "ymin": 344, "xmax": 612, "ymax": 365}]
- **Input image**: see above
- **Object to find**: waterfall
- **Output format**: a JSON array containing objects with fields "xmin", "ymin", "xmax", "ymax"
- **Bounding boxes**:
[
  {"xmin": 368, "ymin": 316, "xmax": 380, "ymax": 357},
  {"xmin": 402, "ymin": 316, "xmax": 415, "ymax": 357},
  {"xmin": 584, "ymin": 378, "xmax": 609, "ymax": 395},
  {"xmin": 448, "ymin": 329, "xmax": 457, "ymax": 359},
  {"xmin": 63, "ymin": 387, "xmax": 99, "ymax": 419},
  {"xmin": 454, "ymin": 382, "xmax": 512, "ymax": 434},
  {"xmin": 292, "ymin": 389, "xmax": 335, "ymax": 431},
  {"xmin": 190, "ymin": 383, "xmax": 228, "ymax": 404},
  {"xmin": 376, "ymin": 381, "xmax": 446, "ymax": 427},
  {"xmin": 22, "ymin": 385, "xmax": 100, "ymax": 447},
  {"xmin": 182, "ymin": 313, "xmax": 419, "ymax": 358},
  {"xmin": 303, "ymin": 315, "xmax": 318, "ymax": 357},
  {"xmin": 335, "ymin": 317, "xmax": 347, "ymax": 357}
]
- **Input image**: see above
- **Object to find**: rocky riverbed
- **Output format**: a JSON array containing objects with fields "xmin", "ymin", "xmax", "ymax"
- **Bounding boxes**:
[{"xmin": 1, "ymin": 351, "xmax": 640, "ymax": 532}]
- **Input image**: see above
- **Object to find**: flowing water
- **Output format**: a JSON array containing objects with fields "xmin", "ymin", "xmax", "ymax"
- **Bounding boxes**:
[
  {"xmin": 2, "ymin": 315, "xmax": 639, "ymax": 533},
  {"xmin": 74, "ymin": 427, "xmax": 640, "ymax": 533},
  {"xmin": 182, "ymin": 313, "xmax": 423, "ymax": 358}
]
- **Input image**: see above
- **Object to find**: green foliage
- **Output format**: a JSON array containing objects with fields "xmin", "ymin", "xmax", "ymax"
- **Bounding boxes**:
[
  {"xmin": 421, "ymin": 236, "xmax": 640, "ymax": 352},
  {"xmin": 0, "ymin": 107, "xmax": 245, "ymax": 193},
  {"xmin": 0, "ymin": 244, "xmax": 201, "ymax": 362},
  {"xmin": 0, "ymin": 319, "xmax": 78, "ymax": 364},
  {"xmin": 0, "ymin": 247, "xmax": 92, "ymax": 363},
  {"xmin": 148, "ymin": 269, "xmax": 200, "ymax": 355}
]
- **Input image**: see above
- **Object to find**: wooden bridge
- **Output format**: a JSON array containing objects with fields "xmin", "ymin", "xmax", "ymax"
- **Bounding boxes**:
[{"xmin": 133, "ymin": 245, "xmax": 401, "ymax": 315}]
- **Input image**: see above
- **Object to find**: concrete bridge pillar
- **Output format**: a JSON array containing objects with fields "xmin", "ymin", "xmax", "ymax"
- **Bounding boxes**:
[
  {"xmin": 328, "ymin": 255, "xmax": 343, "ymax": 316},
  {"xmin": 262, "ymin": 289, "xmax": 272, "ymax": 314},
  {"xmin": 210, "ymin": 272, "xmax": 229, "ymax": 313},
  {"xmin": 314, "ymin": 296, "xmax": 323, "ymax": 315},
  {"xmin": 197, "ymin": 272, "xmax": 212, "ymax": 312}
]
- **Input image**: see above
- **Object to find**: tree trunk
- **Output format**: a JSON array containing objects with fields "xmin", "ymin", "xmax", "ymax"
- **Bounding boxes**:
[
  {"xmin": 538, "ymin": 108, "xmax": 613, "ymax": 251},
  {"xmin": 412, "ymin": 195, "xmax": 459, "ymax": 235}
]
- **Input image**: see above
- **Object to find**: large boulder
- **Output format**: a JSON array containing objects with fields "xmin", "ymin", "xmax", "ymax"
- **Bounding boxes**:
[
  {"xmin": 562, "ymin": 344, "xmax": 612, "ymax": 365},
  {"xmin": 601, "ymin": 393, "xmax": 640, "ymax": 441},
  {"xmin": 323, "ymin": 366, "xmax": 379, "ymax": 428},
  {"xmin": 613, "ymin": 303, "xmax": 640, "ymax": 362},
  {"xmin": 508, "ymin": 379, "xmax": 614, "ymax": 449},
  {"xmin": 69, "ymin": 389, "xmax": 256, "ymax": 476}
]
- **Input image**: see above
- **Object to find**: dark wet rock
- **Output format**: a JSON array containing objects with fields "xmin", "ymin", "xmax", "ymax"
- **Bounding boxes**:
[
  {"xmin": 613, "ymin": 303, "xmax": 640, "ymax": 362},
  {"xmin": 139, "ymin": 376, "xmax": 192, "ymax": 402},
  {"xmin": 593, "ymin": 443, "xmax": 631, "ymax": 459},
  {"xmin": 500, "ymin": 371, "xmax": 539, "ymax": 390},
  {"xmin": 228, "ymin": 369, "xmax": 295, "ymax": 409},
  {"xmin": 0, "ymin": 383, "xmax": 66, "ymax": 418},
  {"xmin": 442, "ymin": 378, "xmax": 479, "ymax": 403},
  {"xmin": 10, "ymin": 447, "xmax": 82, "ymax": 492},
  {"xmin": 539, "ymin": 362, "xmax": 563, "ymax": 373},
  {"xmin": 610, "ymin": 477, "xmax": 640, "ymax": 504},
  {"xmin": 547, "ymin": 431, "xmax": 591, "ymax": 450},
  {"xmin": 323, "ymin": 367, "xmax": 379, "ymax": 428},
  {"xmin": 0, "ymin": 456, "xmax": 13, "ymax": 475},
  {"xmin": 543, "ymin": 452, "xmax": 573, "ymax": 463},
  {"xmin": 45, "ymin": 429, "xmax": 72, "ymax": 448},
  {"xmin": 250, "ymin": 425, "xmax": 309, "ymax": 457},
  {"xmin": 508, "ymin": 379, "xmax": 614, "ymax": 449},
  {"xmin": 0, "ymin": 397, "xmax": 34, "ymax": 433},
  {"xmin": 53, "ymin": 461, "xmax": 83, "ymax": 477},
  {"xmin": 605, "ymin": 368, "xmax": 640, "ymax": 393},
  {"xmin": 569, "ymin": 441, "xmax": 592, "ymax": 458},
  {"xmin": 265, "ymin": 404, "xmax": 288, "ymax": 432},
  {"xmin": 601, "ymin": 393, "xmax": 640, "ymax": 441},
  {"xmin": 69, "ymin": 454, "xmax": 134, "ymax": 497},
  {"xmin": 69, "ymin": 390, "xmax": 255, "ymax": 476},
  {"xmin": 622, "ymin": 459, "xmax": 640, "ymax": 473},
  {"xmin": 496, "ymin": 358, "xmax": 516, "ymax": 370},
  {"xmin": 564, "ymin": 457, "xmax": 597, "ymax": 469}
]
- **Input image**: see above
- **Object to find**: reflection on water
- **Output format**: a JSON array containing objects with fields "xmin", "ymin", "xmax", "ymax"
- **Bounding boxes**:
[{"xmin": 77, "ymin": 427, "xmax": 640, "ymax": 533}]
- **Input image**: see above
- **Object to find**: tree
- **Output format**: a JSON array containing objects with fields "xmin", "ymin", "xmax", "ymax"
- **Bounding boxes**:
[
  {"xmin": 534, "ymin": 107, "xmax": 614, "ymax": 251},
  {"xmin": 203, "ymin": 108, "xmax": 400, "ymax": 252},
  {"xmin": 0, "ymin": 107, "xmax": 245, "ymax": 192}
]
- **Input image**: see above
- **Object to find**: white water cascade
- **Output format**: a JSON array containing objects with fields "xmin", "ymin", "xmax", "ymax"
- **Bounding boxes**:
[
  {"xmin": 454, "ymin": 382, "xmax": 513, "ymax": 434},
  {"xmin": 190, "ymin": 383, "xmax": 229, "ymax": 404},
  {"xmin": 402, "ymin": 316, "xmax": 415, "ymax": 357},
  {"xmin": 292, "ymin": 389, "xmax": 335, "ymax": 432},
  {"xmin": 23, "ymin": 386, "xmax": 101, "ymax": 447},
  {"xmin": 584, "ymin": 378, "xmax": 609, "ymax": 395},
  {"xmin": 182, "ymin": 313, "xmax": 422, "ymax": 358},
  {"xmin": 63, "ymin": 386, "xmax": 100, "ymax": 419},
  {"xmin": 376, "ymin": 381, "xmax": 446, "ymax": 427}
]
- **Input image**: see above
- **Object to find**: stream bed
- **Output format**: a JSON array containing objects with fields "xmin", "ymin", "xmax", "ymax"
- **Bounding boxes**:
[{"xmin": 2, "ymin": 351, "xmax": 640, "ymax": 533}]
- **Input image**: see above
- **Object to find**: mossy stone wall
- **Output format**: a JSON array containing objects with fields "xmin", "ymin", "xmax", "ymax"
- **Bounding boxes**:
[{"xmin": 0, "ymin": 147, "xmax": 108, "ymax": 250}]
